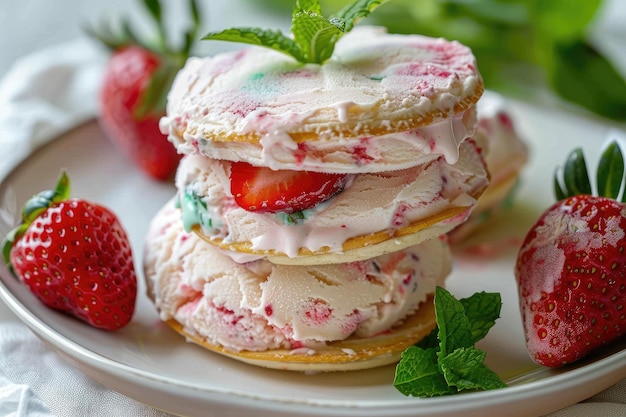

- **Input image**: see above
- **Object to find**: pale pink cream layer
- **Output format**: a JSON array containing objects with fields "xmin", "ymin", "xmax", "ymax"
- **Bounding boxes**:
[
  {"xmin": 144, "ymin": 203, "xmax": 450, "ymax": 352},
  {"xmin": 160, "ymin": 26, "xmax": 482, "ymax": 173},
  {"xmin": 176, "ymin": 139, "xmax": 488, "ymax": 258}
]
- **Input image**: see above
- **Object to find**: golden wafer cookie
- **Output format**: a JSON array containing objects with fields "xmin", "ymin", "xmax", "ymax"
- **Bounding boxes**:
[
  {"xmin": 166, "ymin": 297, "xmax": 435, "ymax": 372},
  {"xmin": 194, "ymin": 204, "xmax": 471, "ymax": 265}
]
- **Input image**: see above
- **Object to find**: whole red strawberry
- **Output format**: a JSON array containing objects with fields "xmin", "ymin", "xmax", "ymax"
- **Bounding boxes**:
[
  {"xmin": 88, "ymin": 0, "xmax": 202, "ymax": 181},
  {"xmin": 2, "ymin": 172, "xmax": 137, "ymax": 330},
  {"xmin": 515, "ymin": 141, "xmax": 626, "ymax": 367}
]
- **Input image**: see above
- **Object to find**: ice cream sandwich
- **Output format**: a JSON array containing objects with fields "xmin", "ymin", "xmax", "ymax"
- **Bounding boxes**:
[{"xmin": 145, "ymin": 25, "xmax": 489, "ymax": 371}]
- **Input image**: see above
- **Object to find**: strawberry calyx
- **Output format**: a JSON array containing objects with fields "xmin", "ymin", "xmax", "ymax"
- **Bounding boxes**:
[
  {"xmin": 2, "ymin": 172, "xmax": 71, "ymax": 266},
  {"xmin": 86, "ymin": 0, "xmax": 201, "ymax": 119},
  {"xmin": 554, "ymin": 140, "xmax": 625, "ymax": 201}
]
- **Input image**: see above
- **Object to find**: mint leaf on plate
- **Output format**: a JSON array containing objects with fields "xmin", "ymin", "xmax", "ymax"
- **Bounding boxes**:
[
  {"xmin": 440, "ymin": 347, "xmax": 507, "ymax": 391},
  {"xmin": 393, "ymin": 346, "xmax": 454, "ymax": 397},
  {"xmin": 202, "ymin": 0, "xmax": 389, "ymax": 64},
  {"xmin": 394, "ymin": 287, "xmax": 506, "ymax": 397},
  {"xmin": 460, "ymin": 291, "xmax": 502, "ymax": 343},
  {"xmin": 435, "ymin": 286, "xmax": 475, "ymax": 358}
]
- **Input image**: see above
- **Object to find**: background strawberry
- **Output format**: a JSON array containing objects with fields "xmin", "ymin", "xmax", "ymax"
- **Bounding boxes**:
[
  {"xmin": 229, "ymin": 161, "xmax": 349, "ymax": 213},
  {"xmin": 515, "ymin": 141, "xmax": 626, "ymax": 367},
  {"xmin": 88, "ymin": 0, "xmax": 201, "ymax": 181},
  {"xmin": 2, "ymin": 172, "xmax": 137, "ymax": 331}
]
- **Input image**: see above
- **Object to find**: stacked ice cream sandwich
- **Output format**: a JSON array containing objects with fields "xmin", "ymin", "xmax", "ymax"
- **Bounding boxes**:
[{"xmin": 144, "ymin": 26, "xmax": 491, "ymax": 371}]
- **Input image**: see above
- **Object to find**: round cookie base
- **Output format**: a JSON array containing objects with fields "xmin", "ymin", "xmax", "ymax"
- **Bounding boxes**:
[
  {"xmin": 165, "ymin": 297, "xmax": 436, "ymax": 372},
  {"xmin": 194, "ymin": 205, "xmax": 472, "ymax": 266}
]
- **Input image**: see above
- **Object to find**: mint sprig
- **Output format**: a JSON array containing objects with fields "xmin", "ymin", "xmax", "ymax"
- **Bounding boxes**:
[
  {"xmin": 393, "ymin": 287, "xmax": 506, "ymax": 397},
  {"xmin": 202, "ymin": 0, "xmax": 389, "ymax": 64}
]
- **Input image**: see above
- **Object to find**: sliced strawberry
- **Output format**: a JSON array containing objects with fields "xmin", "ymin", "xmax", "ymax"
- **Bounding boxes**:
[
  {"xmin": 515, "ymin": 141, "xmax": 626, "ymax": 367},
  {"xmin": 229, "ymin": 162, "xmax": 348, "ymax": 213}
]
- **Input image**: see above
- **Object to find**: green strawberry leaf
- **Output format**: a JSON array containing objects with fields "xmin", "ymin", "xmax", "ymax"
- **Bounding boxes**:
[
  {"xmin": 596, "ymin": 141, "xmax": 624, "ymax": 201},
  {"xmin": 555, "ymin": 140, "xmax": 626, "ymax": 201},
  {"xmin": 393, "ymin": 346, "xmax": 455, "ymax": 397},
  {"xmin": 554, "ymin": 167, "xmax": 567, "ymax": 201},
  {"xmin": 22, "ymin": 171, "xmax": 70, "ymax": 224},
  {"xmin": 134, "ymin": 59, "xmax": 181, "ymax": 119},
  {"xmin": 203, "ymin": 0, "xmax": 389, "ymax": 64},
  {"xmin": 2, "ymin": 172, "xmax": 71, "ymax": 267},
  {"xmin": 183, "ymin": 0, "xmax": 201, "ymax": 56},
  {"xmin": 87, "ymin": 0, "xmax": 202, "ymax": 117},
  {"xmin": 440, "ymin": 347, "xmax": 507, "ymax": 391},
  {"xmin": 142, "ymin": 0, "xmax": 168, "ymax": 51},
  {"xmin": 560, "ymin": 147, "xmax": 592, "ymax": 199}
]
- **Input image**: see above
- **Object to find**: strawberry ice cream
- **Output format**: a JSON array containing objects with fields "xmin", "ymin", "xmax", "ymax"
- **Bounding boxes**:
[{"xmin": 145, "ymin": 201, "xmax": 450, "ymax": 352}]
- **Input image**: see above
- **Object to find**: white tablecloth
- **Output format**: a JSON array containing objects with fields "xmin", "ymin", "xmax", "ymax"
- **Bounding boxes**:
[{"xmin": 1, "ymin": 3, "xmax": 625, "ymax": 416}]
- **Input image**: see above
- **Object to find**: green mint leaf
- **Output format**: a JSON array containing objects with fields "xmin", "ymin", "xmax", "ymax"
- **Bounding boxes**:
[
  {"xmin": 435, "ymin": 286, "xmax": 474, "ymax": 359},
  {"xmin": 295, "ymin": 0, "xmax": 322, "ymax": 14},
  {"xmin": 440, "ymin": 347, "xmax": 507, "ymax": 391},
  {"xmin": 394, "ymin": 287, "xmax": 504, "ymax": 397},
  {"xmin": 292, "ymin": 10, "xmax": 343, "ymax": 63},
  {"xmin": 393, "ymin": 346, "xmax": 455, "ymax": 397},
  {"xmin": 202, "ymin": 0, "xmax": 388, "ymax": 64},
  {"xmin": 415, "ymin": 327, "xmax": 439, "ymax": 350},
  {"xmin": 596, "ymin": 141, "xmax": 624, "ymax": 201},
  {"xmin": 202, "ymin": 28, "xmax": 305, "ymax": 63},
  {"xmin": 459, "ymin": 292, "xmax": 502, "ymax": 343},
  {"xmin": 335, "ymin": 0, "xmax": 390, "ymax": 32},
  {"xmin": 418, "ymin": 291, "xmax": 501, "ymax": 349}
]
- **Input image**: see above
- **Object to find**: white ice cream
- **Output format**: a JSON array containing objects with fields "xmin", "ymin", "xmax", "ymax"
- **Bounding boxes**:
[{"xmin": 144, "ymin": 202, "xmax": 451, "ymax": 352}]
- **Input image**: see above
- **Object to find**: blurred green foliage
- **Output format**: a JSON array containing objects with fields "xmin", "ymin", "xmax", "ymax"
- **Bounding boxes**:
[{"xmin": 255, "ymin": 0, "xmax": 626, "ymax": 121}]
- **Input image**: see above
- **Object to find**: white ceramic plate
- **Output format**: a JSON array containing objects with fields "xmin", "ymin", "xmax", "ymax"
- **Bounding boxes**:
[{"xmin": 0, "ymin": 100, "xmax": 625, "ymax": 417}]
